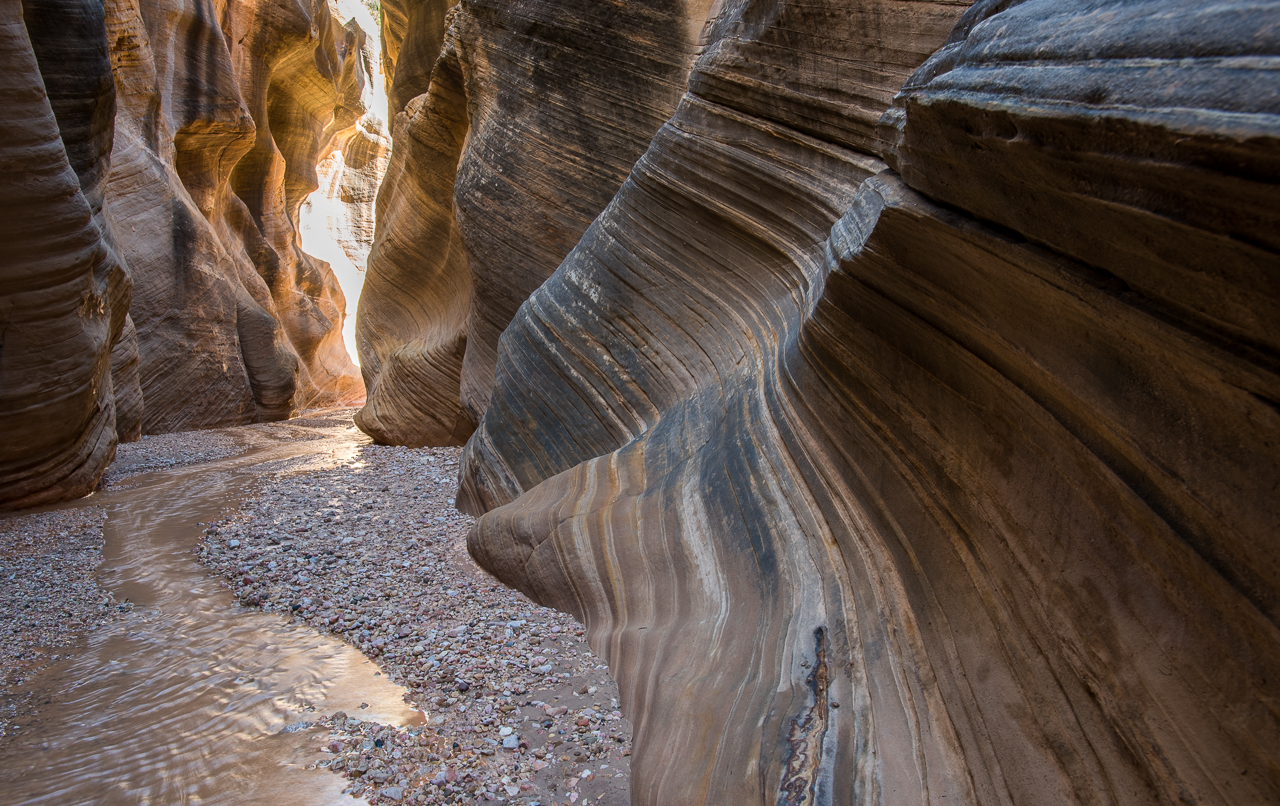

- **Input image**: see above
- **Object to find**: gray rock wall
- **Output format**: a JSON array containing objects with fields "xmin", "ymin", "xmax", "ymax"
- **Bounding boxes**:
[
  {"xmin": 450, "ymin": 0, "xmax": 1280, "ymax": 802},
  {"xmin": 355, "ymin": 0, "xmax": 714, "ymax": 446}
]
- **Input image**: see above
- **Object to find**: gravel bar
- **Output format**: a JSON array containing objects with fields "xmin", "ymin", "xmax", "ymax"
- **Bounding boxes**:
[
  {"xmin": 0, "ymin": 507, "xmax": 128, "ymax": 738},
  {"xmin": 198, "ymin": 428, "xmax": 633, "ymax": 805}
]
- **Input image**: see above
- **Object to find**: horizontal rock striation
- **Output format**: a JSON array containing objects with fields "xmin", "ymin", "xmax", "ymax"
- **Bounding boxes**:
[
  {"xmin": 459, "ymin": 0, "xmax": 1280, "ymax": 803},
  {"xmin": 0, "ymin": 0, "xmax": 133, "ymax": 510},
  {"xmin": 355, "ymin": 0, "xmax": 712, "ymax": 446}
]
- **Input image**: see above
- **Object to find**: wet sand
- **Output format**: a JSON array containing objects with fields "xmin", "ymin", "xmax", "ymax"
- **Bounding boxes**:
[
  {"xmin": 0, "ymin": 410, "xmax": 631, "ymax": 805},
  {"xmin": 0, "ymin": 413, "xmax": 418, "ymax": 805}
]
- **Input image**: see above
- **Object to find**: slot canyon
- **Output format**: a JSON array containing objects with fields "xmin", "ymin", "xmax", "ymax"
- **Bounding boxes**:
[{"xmin": 0, "ymin": 0, "xmax": 1277, "ymax": 805}]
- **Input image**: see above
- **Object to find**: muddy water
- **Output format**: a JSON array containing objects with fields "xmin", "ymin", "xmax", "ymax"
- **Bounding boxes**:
[{"xmin": 0, "ymin": 423, "xmax": 419, "ymax": 805}]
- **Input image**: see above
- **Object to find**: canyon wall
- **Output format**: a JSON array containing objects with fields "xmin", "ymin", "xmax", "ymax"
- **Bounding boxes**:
[
  {"xmin": 354, "ymin": 0, "xmax": 716, "ymax": 446},
  {"xmin": 105, "ymin": 0, "xmax": 368, "ymax": 433},
  {"xmin": 438, "ymin": 0, "xmax": 1275, "ymax": 803},
  {"xmin": 3, "ymin": 0, "xmax": 376, "ymax": 507},
  {"xmin": 0, "ymin": 0, "xmax": 132, "ymax": 509}
]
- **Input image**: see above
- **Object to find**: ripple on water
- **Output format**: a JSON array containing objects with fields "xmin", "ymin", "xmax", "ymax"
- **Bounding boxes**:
[{"xmin": 0, "ymin": 426, "xmax": 414, "ymax": 805}]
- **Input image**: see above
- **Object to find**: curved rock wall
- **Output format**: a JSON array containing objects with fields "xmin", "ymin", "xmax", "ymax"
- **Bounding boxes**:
[
  {"xmin": 379, "ymin": 0, "xmax": 456, "ymax": 116},
  {"xmin": 456, "ymin": 0, "xmax": 1280, "ymax": 803},
  {"xmin": 105, "ymin": 0, "xmax": 367, "ymax": 433},
  {"xmin": 355, "ymin": 0, "xmax": 713, "ymax": 446},
  {"xmin": 0, "ymin": 0, "xmax": 132, "ymax": 510},
  {"xmin": 3, "ymin": 0, "xmax": 375, "ymax": 507}
]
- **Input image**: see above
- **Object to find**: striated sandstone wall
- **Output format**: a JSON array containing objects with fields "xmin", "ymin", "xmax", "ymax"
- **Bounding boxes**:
[
  {"xmin": 354, "ymin": 0, "xmax": 715, "ymax": 446},
  {"xmin": 3, "ymin": 0, "xmax": 376, "ymax": 507},
  {"xmin": 0, "ymin": 0, "xmax": 133, "ymax": 509},
  {"xmin": 453, "ymin": 0, "xmax": 1279, "ymax": 803},
  {"xmin": 104, "ymin": 0, "xmax": 368, "ymax": 433}
]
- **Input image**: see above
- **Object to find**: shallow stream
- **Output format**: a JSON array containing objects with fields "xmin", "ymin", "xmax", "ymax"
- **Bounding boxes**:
[{"xmin": 0, "ymin": 420, "xmax": 417, "ymax": 805}]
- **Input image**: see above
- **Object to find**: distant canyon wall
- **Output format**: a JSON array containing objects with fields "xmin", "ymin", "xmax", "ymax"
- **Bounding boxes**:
[
  {"xmin": 2, "ymin": 0, "xmax": 375, "ymax": 508},
  {"xmin": 362, "ymin": 0, "xmax": 1280, "ymax": 803},
  {"xmin": 105, "ymin": 0, "xmax": 369, "ymax": 433},
  {"xmin": 354, "ymin": 0, "xmax": 715, "ymax": 446}
]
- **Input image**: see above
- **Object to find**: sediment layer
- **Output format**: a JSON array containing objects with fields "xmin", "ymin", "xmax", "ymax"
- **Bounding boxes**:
[{"xmin": 454, "ymin": 1, "xmax": 1279, "ymax": 803}]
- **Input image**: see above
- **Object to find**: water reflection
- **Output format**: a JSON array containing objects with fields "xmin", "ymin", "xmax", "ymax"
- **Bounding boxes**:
[{"xmin": 0, "ymin": 420, "xmax": 415, "ymax": 805}]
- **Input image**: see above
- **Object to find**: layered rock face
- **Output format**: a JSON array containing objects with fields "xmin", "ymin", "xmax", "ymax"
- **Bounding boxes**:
[
  {"xmin": 355, "ymin": 0, "xmax": 714, "ymax": 446},
  {"xmin": 450, "ymin": 0, "xmax": 1279, "ymax": 803},
  {"xmin": 3, "ymin": 0, "xmax": 375, "ymax": 507},
  {"xmin": 0, "ymin": 0, "xmax": 133, "ymax": 509},
  {"xmin": 105, "ymin": 0, "xmax": 369, "ymax": 433}
]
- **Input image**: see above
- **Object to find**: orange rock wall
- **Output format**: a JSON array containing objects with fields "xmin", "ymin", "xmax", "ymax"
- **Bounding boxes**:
[
  {"xmin": 105, "ymin": 0, "xmax": 367, "ymax": 433},
  {"xmin": 2, "ymin": 0, "xmax": 374, "ymax": 507}
]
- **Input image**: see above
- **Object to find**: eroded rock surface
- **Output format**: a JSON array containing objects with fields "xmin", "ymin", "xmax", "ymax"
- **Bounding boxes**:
[
  {"xmin": 4, "ymin": 0, "xmax": 377, "ymax": 505},
  {"xmin": 0, "ymin": 0, "xmax": 132, "ymax": 509},
  {"xmin": 454, "ymin": 1, "xmax": 1279, "ymax": 803},
  {"xmin": 104, "ymin": 0, "xmax": 368, "ymax": 433},
  {"xmin": 355, "ymin": 0, "xmax": 714, "ymax": 446}
]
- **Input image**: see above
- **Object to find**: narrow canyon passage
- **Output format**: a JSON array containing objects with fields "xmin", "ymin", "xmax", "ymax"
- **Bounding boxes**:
[
  {"xmin": 0, "ymin": 414, "xmax": 632, "ymax": 805},
  {"xmin": 2, "ymin": 0, "xmax": 1275, "ymax": 802},
  {"xmin": 0, "ymin": 419, "xmax": 417, "ymax": 804}
]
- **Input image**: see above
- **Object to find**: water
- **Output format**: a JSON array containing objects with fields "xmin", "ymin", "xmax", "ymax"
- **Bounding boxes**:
[{"xmin": 0, "ymin": 421, "xmax": 418, "ymax": 804}]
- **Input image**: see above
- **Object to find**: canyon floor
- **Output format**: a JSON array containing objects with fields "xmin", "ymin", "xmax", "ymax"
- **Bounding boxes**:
[{"xmin": 0, "ymin": 409, "xmax": 630, "ymax": 805}]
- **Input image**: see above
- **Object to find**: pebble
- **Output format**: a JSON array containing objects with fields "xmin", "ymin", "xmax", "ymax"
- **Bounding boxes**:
[
  {"xmin": 196, "ymin": 415, "xmax": 634, "ymax": 805},
  {"xmin": 0, "ymin": 507, "xmax": 125, "ymax": 738}
]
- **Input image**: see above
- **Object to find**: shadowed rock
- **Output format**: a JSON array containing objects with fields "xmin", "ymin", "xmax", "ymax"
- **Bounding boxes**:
[
  {"xmin": 379, "ymin": 0, "xmax": 457, "ymax": 117},
  {"xmin": 355, "ymin": 0, "xmax": 714, "ymax": 446},
  {"xmin": 458, "ymin": 0, "xmax": 1279, "ymax": 803},
  {"xmin": 0, "ymin": 0, "xmax": 132, "ymax": 509}
]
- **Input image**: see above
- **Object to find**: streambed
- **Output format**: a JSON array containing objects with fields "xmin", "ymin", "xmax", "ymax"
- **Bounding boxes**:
[{"xmin": 0, "ymin": 418, "xmax": 419, "ymax": 805}]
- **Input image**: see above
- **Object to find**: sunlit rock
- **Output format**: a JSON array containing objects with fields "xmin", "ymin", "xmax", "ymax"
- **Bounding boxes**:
[{"xmin": 103, "ymin": 0, "xmax": 368, "ymax": 433}]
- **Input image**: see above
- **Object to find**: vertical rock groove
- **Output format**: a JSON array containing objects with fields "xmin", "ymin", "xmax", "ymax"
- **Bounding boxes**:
[
  {"xmin": 355, "ymin": 0, "xmax": 711, "ymax": 446},
  {"xmin": 4, "ymin": 0, "xmax": 381, "ymax": 506},
  {"xmin": 105, "ymin": 0, "xmax": 369, "ymax": 433}
]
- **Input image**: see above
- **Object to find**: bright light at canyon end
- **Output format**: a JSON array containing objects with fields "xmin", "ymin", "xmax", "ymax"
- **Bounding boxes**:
[{"xmin": 299, "ymin": 0, "xmax": 392, "ymax": 367}]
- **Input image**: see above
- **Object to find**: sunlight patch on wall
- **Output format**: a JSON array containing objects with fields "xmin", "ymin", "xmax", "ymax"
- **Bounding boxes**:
[{"xmin": 299, "ymin": 0, "xmax": 393, "ymax": 367}]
